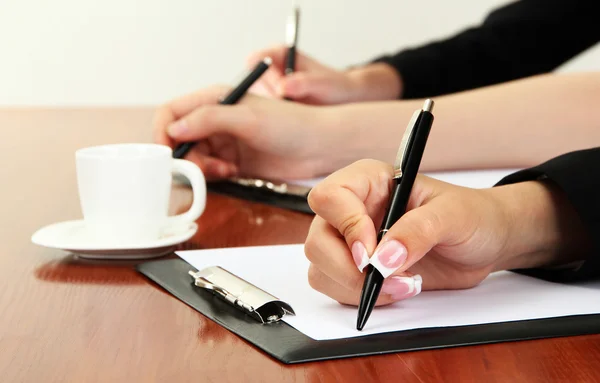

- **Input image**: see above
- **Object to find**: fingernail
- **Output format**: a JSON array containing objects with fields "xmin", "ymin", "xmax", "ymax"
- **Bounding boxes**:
[
  {"xmin": 205, "ymin": 161, "xmax": 228, "ymax": 178},
  {"xmin": 381, "ymin": 275, "xmax": 422, "ymax": 300},
  {"xmin": 351, "ymin": 241, "xmax": 370, "ymax": 272},
  {"xmin": 214, "ymin": 163, "xmax": 229, "ymax": 177},
  {"xmin": 168, "ymin": 120, "xmax": 188, "ymax": 137},
  {"xmin": 370, "ymin": 240, "xmax": 407, "ymax": 278}
]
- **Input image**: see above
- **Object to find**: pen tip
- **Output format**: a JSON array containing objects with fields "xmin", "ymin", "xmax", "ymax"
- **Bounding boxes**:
[
  {"xmin": 356, "ymin": 313, "xmax": 368, "ymax": 331},
  {"xmin": 263, "ymin": 57, "xmax": 273, "ymax": 66}
]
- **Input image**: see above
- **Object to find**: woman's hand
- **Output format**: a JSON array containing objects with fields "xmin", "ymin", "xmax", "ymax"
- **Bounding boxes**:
[
  {"xmin": 246, "ymin": 45, "xmax": 402, "ymax": 105},
  {"xmin": 305, "ymin": 159, "xmax": 588, "ymax": 306},
  {"xmin": 154, "ymin": 85, "xmax": 345, "ymax": 180}
]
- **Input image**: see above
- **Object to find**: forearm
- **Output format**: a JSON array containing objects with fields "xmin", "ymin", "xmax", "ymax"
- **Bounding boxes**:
[
  {"xmin": 322, "ymin": 72, "xmax": 600, "ymax": 173},
  {"xmin": 421, "ymin": 72, "xmax": 600, "ymax": 171},
  {"xmin": 322, "ymin": 99, "xmax": 423, "ymax": 169}
]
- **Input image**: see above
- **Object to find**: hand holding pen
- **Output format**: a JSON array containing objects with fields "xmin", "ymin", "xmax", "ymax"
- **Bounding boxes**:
[
  {"xmin": 173, "ymin": 58, "xmax": 273, "ymax": 159},
  {"xmin": 304, "ymin": 99, "xmax": 588, "ymax": 330},
  {"xmin": 304, "ymin": 100, "xmax": 436, "ymax": 329},
  {"xmin": 153, "ymin": 57, "xmax": 333, "ymax": 180}
]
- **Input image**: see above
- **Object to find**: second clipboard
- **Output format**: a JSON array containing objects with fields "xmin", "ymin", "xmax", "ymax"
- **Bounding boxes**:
[{"xmin": 174, "ymin": 175, "xmax": 314, "ymax": 215}]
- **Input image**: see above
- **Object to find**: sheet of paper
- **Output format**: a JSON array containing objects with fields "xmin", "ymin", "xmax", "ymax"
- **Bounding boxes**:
[
  {"xmin": 425, "ymin": 168, "xmax": 521, "ymax": 188},
  {"xmin": 178, "ymin": 245, "xmax": 600, "ymax": 341},
  {"xmin": 286, "ymin": 169, "xmax": 521, "ymax": 190}
]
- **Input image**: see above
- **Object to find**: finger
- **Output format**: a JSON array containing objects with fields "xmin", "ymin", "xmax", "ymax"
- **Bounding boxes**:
[
  {"xmin": 304, "ymin": 217, "xmax": 365, "ymax": 291},
  {"xmin": 281, "ymin": 72, "xmax": 340, "ymax": 102},
  {"xmin": 167, "ymin": 85, "xmax": 230, "ymax": 121},
  {"xmin": 256, "ymin": 66, "xmax": 285, "ymax": 98},
  {"xmin": 185, "ymin": 150, "xmax": 237, "ymax": 180},
  {"xmin": 307, "ymin": 159, "xmax": 393, "ymax": 255},
  {"xmin": 246, "ymin": 45, "xmax": 288, "ymax": 72},
  {"xmin": 154, "ymin": 86, "xmax": 231, "ymax": 148},
  {"xmin": 370, "ymin": 201, "xmax": 450, "ymax": 278},
  {"xmin": 247, "ymin": 47, "xmax": 286, "ymax": 98},
  {"xmin": 308, "ymin": 264, "xmax": 420, "ymax": 306},
  {"xmin": 248, "ymin": 47, "xmax": 333, "ymax": 101},
  {"xmin": 153, "ymin": 105, "xmax": 175, "ymax": 147},
  {"xmin": 246, "ymin": 45, "xmax": 324, "ymax": 73},
  {"xmin": 305, "ymin": 216, "xmax": 423, "ymax": 303},
  {"xmin": 166, "ymin": 103, "xmax": 257, "ymax": 143},
  {"xmin": 248, "ymin": 81, "xmax": 277, "ymax": 98}
]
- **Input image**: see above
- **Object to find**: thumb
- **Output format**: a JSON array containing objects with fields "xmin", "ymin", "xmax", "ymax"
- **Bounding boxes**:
[
  {"xmin": 166, "ymin": 104, "xmax": 256, "ymax": 142},
  {"xmin": 280, "ymin": 72, "xmax": 340, "ymax": 103},
  {"xmin": 369, "ymin": 204, "xmax": 446, "ymax": 278}
]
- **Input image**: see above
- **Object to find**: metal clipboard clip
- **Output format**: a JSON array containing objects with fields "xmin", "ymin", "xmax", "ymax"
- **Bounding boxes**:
[
  {"xmin": 228, "ymin": 177, "xmax": 311, "ymax": 198},
  {"xmin": 188, "ymin": 266, "xmax": 295, "ymax": 324}
]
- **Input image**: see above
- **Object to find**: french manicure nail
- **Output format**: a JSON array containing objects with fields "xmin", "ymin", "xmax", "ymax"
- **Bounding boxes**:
[
  {"xmin": 351, "ymin": 241, "xmax": 370, "ymax": 272},
  {"xmin": 381, "ymin": 275, "xmax": 423, "ymax": 301},
  {"xmin": 167, "ymin": 120, "xmax": 188, "ymax": 137},
  {"xmin": 370, "ymin": 240, "xmax": 408, "ymax": 278}
]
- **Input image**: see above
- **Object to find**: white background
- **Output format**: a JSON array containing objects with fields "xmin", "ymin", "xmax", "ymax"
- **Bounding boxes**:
[{"xmin": 1, "ymin": 0, "xmax": 598, "ymax": 106}]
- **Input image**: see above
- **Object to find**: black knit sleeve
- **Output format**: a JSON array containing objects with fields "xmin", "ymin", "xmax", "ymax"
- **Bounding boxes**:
[
  {"xmin": 372, "ymin": 0, "xmax": 600, "ymax": 99},
  {"xmin": 495, "ymin": 148, "xmax": 600, "ymax": 282}
]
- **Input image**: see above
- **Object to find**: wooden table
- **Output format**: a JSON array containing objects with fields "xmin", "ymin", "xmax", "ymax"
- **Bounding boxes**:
[{"xmin": 1, "ymin": 108, "xmax": 599, "ymax": 382}]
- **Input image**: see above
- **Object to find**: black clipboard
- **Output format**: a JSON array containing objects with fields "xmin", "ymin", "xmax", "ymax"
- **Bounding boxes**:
[
  {"xmin": 175, "ymin": 175, "xmax": 314, "ymax": 214},
  {"xmin": 137, "ymin": 258, "xmax": 600, "ymax": 364}
]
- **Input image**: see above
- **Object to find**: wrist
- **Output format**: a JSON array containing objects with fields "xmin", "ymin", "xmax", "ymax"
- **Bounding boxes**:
[
  {"xmin": 489, "ymin": 180, "xmax": 590, "ymax": 272},
  {"xmin": 319, "ymin": 101, "xmax": 422, "ymax": 171},
  {"xmin": 346, "ymin": 63, "xmax": 403, "ymax": 101}
]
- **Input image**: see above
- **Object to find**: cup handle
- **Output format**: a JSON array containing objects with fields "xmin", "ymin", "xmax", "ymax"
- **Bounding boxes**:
[{"xmin": 167, "ymin": 159, "xmax": 206, "ymax": 227}]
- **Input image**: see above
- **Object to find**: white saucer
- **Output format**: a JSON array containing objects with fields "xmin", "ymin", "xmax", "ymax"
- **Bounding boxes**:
[{"xmin": 31, "ymin": 220, "xmax": 198, "ymax": 260}]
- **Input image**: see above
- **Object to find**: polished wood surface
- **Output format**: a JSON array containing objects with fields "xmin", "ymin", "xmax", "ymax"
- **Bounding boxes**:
[{"xmin": 1, "ymin": 108, "xmax": 599, "ymax": 382}]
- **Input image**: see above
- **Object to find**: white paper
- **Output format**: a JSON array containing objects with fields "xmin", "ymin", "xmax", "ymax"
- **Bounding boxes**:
[
  {"xmin": 425, "ymin": 168, "xmax": 521, "ymax": 188},
  {"xmin": 286, "ymin": 168, "xmax": 521, "ymax": 190},
  {"xmin": 178, "ymin": 245, "xmax": 600, "ymax": 341}
]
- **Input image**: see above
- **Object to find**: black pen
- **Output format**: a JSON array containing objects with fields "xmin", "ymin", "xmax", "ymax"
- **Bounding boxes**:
[
  {"xmin": 283, "ymin": 3, "xmax": 299, "ymax": 101},
  {"xmin": 356, "ymin": 99, "xmax": 435, "ymax": 331},
  {"xmin": 173, "ymin": 57, "xmax": 272, "ymax": 159},
  {"xmin": 284, "ymin": 3, "xmax": 300, "ymax": 76}
]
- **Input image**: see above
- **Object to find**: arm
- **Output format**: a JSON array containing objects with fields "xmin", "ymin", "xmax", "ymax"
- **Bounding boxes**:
[
  {"xmin": 496, "ymin": 148, "xmax": 600, "ymax": 281},
  {"xmin": 326, "ymin": 72, "xmax": 600, "ymax": 172},
  {"xmin": 370, "ymin": 0, "xmax": 600, "ymax": 99}
]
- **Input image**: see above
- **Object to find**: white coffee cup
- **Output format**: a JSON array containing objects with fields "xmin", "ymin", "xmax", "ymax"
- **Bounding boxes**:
[{"xmin": 75, "ymin": 143, "xmax": 206, "ymax": 243}]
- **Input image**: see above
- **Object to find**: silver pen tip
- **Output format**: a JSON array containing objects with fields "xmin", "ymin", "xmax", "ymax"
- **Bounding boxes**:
[
  {"xmin": 263, "ymin": 57, "xmax": 273, "ymax": 66},
  {"xmin": 423, "ymin": 99, "xmax": 434, "ymax": 113}
]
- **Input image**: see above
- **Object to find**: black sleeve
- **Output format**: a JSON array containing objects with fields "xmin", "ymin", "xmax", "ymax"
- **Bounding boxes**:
[
  {"xmin": 372, "ymin": 0, "xmax": 600, "ymax": 99},
  {"xmin": 495, "ymin": 148, "xmax": 600, "ymax": 282}
]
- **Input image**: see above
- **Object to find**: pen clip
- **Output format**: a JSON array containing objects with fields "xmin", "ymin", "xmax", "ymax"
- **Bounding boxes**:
[
  {"xmin": 229, "ymin": 177, "xmax": 311, "ymax": 197},
  {"xmin": 393, "ymin": 110, "xmax": 420, "ymax": 179},
  {"xmin": 393, "ymin": 99, "xmax": 434, "ymax": 179}
]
